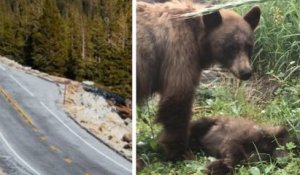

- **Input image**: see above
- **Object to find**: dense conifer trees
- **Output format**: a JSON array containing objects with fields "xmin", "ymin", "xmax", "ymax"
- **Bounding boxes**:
[{"xmin": 0, "ymin": 0, "xmax": 132, "ymax": 97}]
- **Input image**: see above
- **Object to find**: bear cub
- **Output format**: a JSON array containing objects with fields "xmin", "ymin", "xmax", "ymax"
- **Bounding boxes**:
[{"xmin": 189, "ymin": 117, "xmax": 291, "ymax": 175}]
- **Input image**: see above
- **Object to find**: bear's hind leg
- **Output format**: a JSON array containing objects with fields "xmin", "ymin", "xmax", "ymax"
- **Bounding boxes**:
[{"xmin": 206, "ymin": 160, "xmax": 230, "ymax": 175}]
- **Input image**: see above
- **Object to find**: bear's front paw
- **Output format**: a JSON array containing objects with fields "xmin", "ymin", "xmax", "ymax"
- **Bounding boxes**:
[
  {"xmin": 160, "ymin": 133, "xmax": 188, "ymax": 161},
  {"xmin": 183, "ymin": 150, "xmax": 196, "ymax": 160},
  {"xmin": 162, "ymin": 145, "xmax": 186, "ymax": 161},
  {"xmin": 206, "ymin": 160, "xmax": 230, "ymax": 175}
]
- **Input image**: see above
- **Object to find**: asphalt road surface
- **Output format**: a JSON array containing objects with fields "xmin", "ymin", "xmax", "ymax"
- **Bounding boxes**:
[{"xmin": 0, "ymin": 63, "xmax": 132, "ymax": 175}]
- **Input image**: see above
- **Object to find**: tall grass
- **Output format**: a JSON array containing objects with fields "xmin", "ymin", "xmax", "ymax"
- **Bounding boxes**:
[{"xmin": 236, "ymin": 0, "xmax": 300, "ymax": 78}]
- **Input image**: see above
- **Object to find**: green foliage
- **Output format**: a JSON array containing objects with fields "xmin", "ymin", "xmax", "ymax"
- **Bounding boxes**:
[
  {"xmin": 31, "ymin": 0, "xmax": 68, "ymax": 75},
  {"xmin": 0, "ymin": 0, "xmax": 132, "ymax": 98},
  {"xmin": 138, "ymin": 76, "xmax": 300, "ymax": 174},
  {"xmin": 234, "ymin": 0, "xmax": 300, "ymax": 78}
]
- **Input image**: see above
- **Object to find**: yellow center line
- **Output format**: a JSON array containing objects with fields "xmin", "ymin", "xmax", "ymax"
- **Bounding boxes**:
[
  {"xmin": 63, "ymin": 157, "xmax": 73, "ymax": 165},
  {"xmin": 0, "ymin": 86, "xmax": 37, "ymax": 130},
  {"xmin": 49, "ymin": 145, "xmax": 61, "ymax": 153},
  {"xmin": 40, "ymin": 135, "xmax": 48, "ymax": 142},
  {"xmin": 0, "ymin": 86, "xmax": 92, "ymax": 173}
]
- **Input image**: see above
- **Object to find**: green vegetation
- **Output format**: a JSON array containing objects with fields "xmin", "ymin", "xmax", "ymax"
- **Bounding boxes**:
[
  {"xmin": 0, "ymin": 0, "xmax": 131, "ymax": 97},
  {"xmin": 237, "ymin": 0, "xmax": 300, "ymax": 77},
  {"xmin": 137, "ymin": 0, "xmax": 300, "ymax": 174},
  {"xmin": 138, "ymin": 76, "xmax": 300, "ymax": 174}
]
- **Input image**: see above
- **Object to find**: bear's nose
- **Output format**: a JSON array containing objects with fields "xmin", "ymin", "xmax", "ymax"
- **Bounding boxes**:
[{"xmin": 239, "ymin": 69, "xmax": 252, "ymax": 80}]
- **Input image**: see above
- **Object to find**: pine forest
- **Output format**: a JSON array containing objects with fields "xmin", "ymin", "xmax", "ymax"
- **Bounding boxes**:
[{"xmin": 0, "ymin": 0, "xmax": 132, "ymax": 98}]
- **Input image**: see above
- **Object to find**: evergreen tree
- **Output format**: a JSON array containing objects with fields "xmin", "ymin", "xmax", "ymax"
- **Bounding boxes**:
[
  {"xmin": 65, "ymin": 5, "xmax": 82, "ymax": 79},
  {"xmin": 31, "ymin": 0, "xmax": 68, "ymax": 75},
  {"xmin": 0, "ymin": 0, "xmax": 132, "ymax": 98}
]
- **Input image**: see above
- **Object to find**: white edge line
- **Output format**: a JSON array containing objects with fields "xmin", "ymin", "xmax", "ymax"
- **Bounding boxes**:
[
  {"xmin": 0, "ymin": 132, "xmax": 41, "ymax": 175},
  {"xmin": 9, "ymin": 75, "xmax": 34, "ymax": 97},
  {"xmin": 0, "ymin": 64, "xmax": 6, "ymax": 71},
  {"xmin": 40, "ymin": 102, "xmax": 131, "ymax": 173}
]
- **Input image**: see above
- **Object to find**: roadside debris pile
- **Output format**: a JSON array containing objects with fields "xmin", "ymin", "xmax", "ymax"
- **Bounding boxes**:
[
  {"xmin": 64, "ymin": 83, "xmax": 132, "ymax": 159},
  {"xmin": 83, "ymin": 85, "xmax": 132, "ymax": 120},
  {"xmin": 0, "ymin": 168, "xmax": 5, "ymax": 175},
  {"xmin": 0, "ymin": 56, "xmax": 132, "ymax": 159}
]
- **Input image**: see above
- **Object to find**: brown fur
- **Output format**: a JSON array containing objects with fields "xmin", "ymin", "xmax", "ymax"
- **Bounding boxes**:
[
  {"xmin": 189, "ymin": 117, "xmax": 290, "ymax": 175},
  {"xmin": 137, "ymin": 0, "xmax": 261, "ymax": 160}
]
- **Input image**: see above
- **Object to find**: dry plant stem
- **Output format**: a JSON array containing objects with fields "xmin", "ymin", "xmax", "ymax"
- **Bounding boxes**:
[{"xmin": 180, "ymin": 0, "xmax": 270, "ymax": 18}]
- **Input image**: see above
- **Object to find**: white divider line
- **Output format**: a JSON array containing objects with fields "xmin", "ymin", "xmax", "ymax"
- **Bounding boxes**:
[
  {"xmin": 10, "ymin": 75, "xmax": 34, "ymax": 97},
  {"xmin": 40, "ymin": 102, "xmax": 131, "ymax": 173},
  {"xmin": 0, "ymin": 64, "xmax": 6, "ymax": 71},
  {"xmin": 0, "ymin": 132, "xmax": 41, "ymax": 175}
]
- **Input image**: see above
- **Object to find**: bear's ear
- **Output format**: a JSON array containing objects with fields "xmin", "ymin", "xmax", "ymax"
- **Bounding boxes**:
[
  {"xmin": 202, "ymin": 11, "xmax": 222, "ymax": 30},
  {"xmin": 244, "ymin": 6, "xmax": 261, "ymax": 30}
]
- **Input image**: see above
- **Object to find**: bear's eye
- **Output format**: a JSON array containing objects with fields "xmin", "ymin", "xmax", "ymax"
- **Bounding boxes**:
[
  {"xmin": 245, "ymin": 44, "xmax": 253, "ymax": 57},
  {"xmin": 225, "ymin": 43, "xmax": 237, "ymax": 51}
]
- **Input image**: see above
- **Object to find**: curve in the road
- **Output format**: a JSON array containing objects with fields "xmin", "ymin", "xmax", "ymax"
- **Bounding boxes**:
[{"xmin": 0, "ymin": 62, "xmax": 132, "ymax": 175}]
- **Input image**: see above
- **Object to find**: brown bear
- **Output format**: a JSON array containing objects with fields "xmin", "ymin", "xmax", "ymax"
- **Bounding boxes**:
[
  {"xmin": 189, "ymin": 117, "xmax": 291, "ymax": 175},
  {"xmin": 137, "ymin": 0, "xmax": 261, "ymax": 160}
]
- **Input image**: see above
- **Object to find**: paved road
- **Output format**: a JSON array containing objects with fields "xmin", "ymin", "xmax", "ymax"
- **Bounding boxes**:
[{"xmin": 0, "ymin": 63, "xmax": 132, "ymax": 175}]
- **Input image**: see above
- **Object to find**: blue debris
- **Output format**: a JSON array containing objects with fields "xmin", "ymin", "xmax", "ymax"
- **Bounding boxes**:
[{"xmin": 82, "ymin": 84, "xmax": 126, "ymax": 106}]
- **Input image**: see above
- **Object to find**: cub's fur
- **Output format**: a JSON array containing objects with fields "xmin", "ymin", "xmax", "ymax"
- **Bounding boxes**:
[{"xmin": 189, "ymin": 117, "xmax": 291, "ymax": 175}]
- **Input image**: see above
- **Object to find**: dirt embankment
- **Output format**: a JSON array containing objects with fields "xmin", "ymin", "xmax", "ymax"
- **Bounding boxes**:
[{"xmin": 64, "ymin": 83, "xmax": 132, "ymax": 159}]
